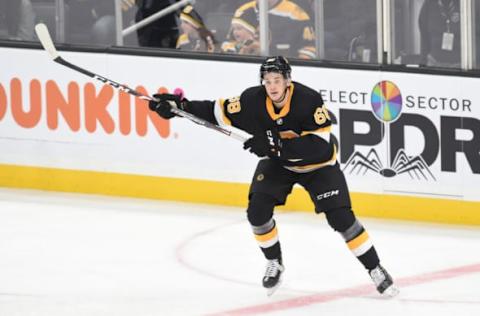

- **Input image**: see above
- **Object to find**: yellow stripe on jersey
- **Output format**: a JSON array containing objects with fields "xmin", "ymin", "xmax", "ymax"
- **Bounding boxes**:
[
  {"xmin": 270, "ymin": 0, "xmax": 310, "ymax": 21},
  {"xmin": 235, "ymin": 0, "xmax": 309, "ymax": 21},
  {"xmin": 214, "ymin": 99, "xmax": 232, "ymax": 126},
  {"xmin": 301, "ymin": 126, "xmax": 332, "ymax": 143},
  {"xmin": 284, "ymin": 144, "xmax": 337, "ymax": 173},
  {"xmin": 301, "ymin": 126, "xmax": 332, "ymax": 135}
]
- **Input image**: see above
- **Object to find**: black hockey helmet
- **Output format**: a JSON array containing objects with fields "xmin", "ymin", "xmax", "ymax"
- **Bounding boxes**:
[{"xmin": 260, "ymin": 56, "xmax": 291, "ymax": 83}]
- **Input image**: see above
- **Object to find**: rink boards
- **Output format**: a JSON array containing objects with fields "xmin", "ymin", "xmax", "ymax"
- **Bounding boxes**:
[{"xmin": 1, "ymin": 47, "xmax": 479, "ymax": 225}]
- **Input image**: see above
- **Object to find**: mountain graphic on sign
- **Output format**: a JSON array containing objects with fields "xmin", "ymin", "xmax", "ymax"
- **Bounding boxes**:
[
  {"xmin": 391, "ymin": 149, "xmax": 436, "ymax": 180},
  {"xmin": 342, "ymin": 148, "xmax": 436, "ymax": 180}
]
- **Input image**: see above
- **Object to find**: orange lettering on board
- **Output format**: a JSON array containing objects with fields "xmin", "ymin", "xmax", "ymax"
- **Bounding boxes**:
[
  {"xmin": 46, "ymin": 80, "xmax": 80, "ymax": 131},
  {"xmin": 135, "ymin": 86, "xmax": 170, "ymax": 138},
  {"xmin": 118, "ymin": 90, "xmax": 131, "ymax": 135},
  {"xmin": 158, "ymin": 87, "xmax": 169, "ymax": 94},
  {"xmin": 0, "ymin": 83, "xmax": 6, "ymax": 120},
  {"xmin": 11, "ymin": 78, "xmax": 41, "ymax": 128},
  {"xmin": 84, "ymin": 83, "xmax": 114, "ymax": 134}
]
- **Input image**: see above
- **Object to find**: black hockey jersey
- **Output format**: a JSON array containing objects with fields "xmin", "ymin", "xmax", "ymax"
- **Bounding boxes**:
[{"xmin": 184, "ymin": 82, "xmax": 336, "ymax": 173}]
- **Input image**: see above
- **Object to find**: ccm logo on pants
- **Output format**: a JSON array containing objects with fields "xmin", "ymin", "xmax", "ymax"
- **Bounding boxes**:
[{"xmin": 316, "ymin": 190, "xmax": 340, "ymax": 200}]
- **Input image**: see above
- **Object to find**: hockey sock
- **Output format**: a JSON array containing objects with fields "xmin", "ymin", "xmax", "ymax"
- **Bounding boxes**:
[
  {"xmin": 342, "ymin": 220, "xmax": 379, "ymax": 270},
  {"xmin": 252, "ymin": 218, "xmax": 282, "ymax": 260},
  {"xmin": 247, "ymin": 193, "xmax": 282, "ymax": 260},
  {"xmin": 326, "ymin": 208, "xmax": 380, "ymax": 270}
]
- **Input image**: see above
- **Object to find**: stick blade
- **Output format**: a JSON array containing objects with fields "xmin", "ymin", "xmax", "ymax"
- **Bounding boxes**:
[{"xmin": 35, "ymin": 23, "xmax": 59, "ymax": 59}]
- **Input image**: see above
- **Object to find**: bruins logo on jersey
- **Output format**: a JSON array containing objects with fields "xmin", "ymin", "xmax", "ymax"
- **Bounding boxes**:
[
  {"xmin": 314, "ymin": 106, "xmax": 330, "ymax": 125},
  {"xmin": 226, "ymin": 96, "xmax": 241, "ymax": 114}
]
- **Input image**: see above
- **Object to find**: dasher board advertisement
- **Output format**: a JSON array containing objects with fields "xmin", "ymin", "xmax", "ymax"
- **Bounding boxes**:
[{"xmin": 1, "ymin": 47, "xmax": 479, "ymax": 223}]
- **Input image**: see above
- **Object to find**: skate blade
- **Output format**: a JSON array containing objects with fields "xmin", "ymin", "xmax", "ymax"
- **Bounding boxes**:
[
  {"xmin": 382, "ymin": 285, "xmax": 400, "ymax": 298},
  {"xmin": 266, "ymin": 279, "xmax": 282, "ymax": 297}
]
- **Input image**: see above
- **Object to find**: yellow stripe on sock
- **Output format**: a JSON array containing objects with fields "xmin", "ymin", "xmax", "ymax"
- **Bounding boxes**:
[
  {"xmin": 254, "ymin": 227, "xmax": 278, "ymax": 243},
  {"xmin": 347, "ymin": 231, "xmax": 370, "ymax": 251}
]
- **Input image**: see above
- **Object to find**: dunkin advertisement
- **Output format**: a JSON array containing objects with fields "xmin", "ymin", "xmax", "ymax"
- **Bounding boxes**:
[{"xmin": 1, "ymin": 47, "xmax": 479, "ymax": 208}]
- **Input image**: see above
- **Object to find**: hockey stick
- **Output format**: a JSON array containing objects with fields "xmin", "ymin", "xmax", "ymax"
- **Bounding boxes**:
[{"xmin": 34, "ymin": 23, "xmax": 248, "ymax": 142}]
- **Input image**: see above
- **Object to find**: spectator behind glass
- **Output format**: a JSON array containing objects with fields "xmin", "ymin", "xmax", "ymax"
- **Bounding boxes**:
[
  {"xmin": 221, "ymin": 6, "xmax": 260, "ymax": 55},
  {"xmin": 419, "ymin": 0, "xmax": 461, "ymax": 67},
  {"xmin": 176, "ymin": 5, "xmax": 216, "ymax": 52},
  {"xmin": 322, "ymin": 0, "xmax": 377, "ymax": 62},
  {"xmin": 65, "ymin": 0, "xmax": 136, "ymax": 45},
  {"xmin": 348, "ymin": 21, "xmax": 377, "ymax": 63},
  {"xmin": 91, "ymin": 0, "xmax": 136, "ymax": 45},
  {"xmin": 0, "ymin": 0, "xmax": 35, "ymax": 41},
  {"xmin": 233, "ymin": 0, "xmax": 316, "ymax": 59},
  {"xmin": 135, "ymin": 0, "xmax": 179, "ymax": 48}
]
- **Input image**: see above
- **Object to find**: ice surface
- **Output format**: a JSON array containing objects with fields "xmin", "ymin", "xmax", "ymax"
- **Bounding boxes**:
[{"xmin": 0, "ymin": 188, "xmax": 479, "ymax": 316}]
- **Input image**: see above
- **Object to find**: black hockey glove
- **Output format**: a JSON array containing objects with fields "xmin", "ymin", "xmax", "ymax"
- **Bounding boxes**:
[
  {"xmin": 148, "ymin": 93, "xmax": 182, "ymax": 119},
  {"xmin": 243, "ymin": 129, "xmax": 282, "ymax": 158}
]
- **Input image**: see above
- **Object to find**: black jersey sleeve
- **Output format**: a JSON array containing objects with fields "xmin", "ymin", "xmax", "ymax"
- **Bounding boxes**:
[
  {"xmin": 213, "ymin": 92, "xmax": 258, "ymax": 135},
  {"xmin": 182, "ymin": 96, "xmax": 253, "ymax": 135},
  {"xmin": 215, "ymin": 96, "xmax": 244, "ymax": 128},
  {"xmin": 179, "ymin": 89, "xmax": 254, "ymax": 134},
  {"xmin": 182, "ymin": 100, "xmax": 217, "ymax": 125}
]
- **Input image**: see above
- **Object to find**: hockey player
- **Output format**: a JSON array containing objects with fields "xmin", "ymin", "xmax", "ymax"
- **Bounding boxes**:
[{"xmin": 148, "ymin": 56, "xmax": 399, "ymax": 297}]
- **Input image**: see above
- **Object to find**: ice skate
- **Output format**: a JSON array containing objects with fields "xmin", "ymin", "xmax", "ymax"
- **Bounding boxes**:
[
  {"xmin": 263, "ymin": 258, "xmax": 284, "ymax": 296},
  {"xmin": 369, "ymin": 264, "xmax": 399, "ymax": 297}
]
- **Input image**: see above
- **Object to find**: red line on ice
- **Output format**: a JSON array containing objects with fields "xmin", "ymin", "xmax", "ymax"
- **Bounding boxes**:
[{"xmin": 209, "ymin": 263, "xmax": 480, "ymax": 316}]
